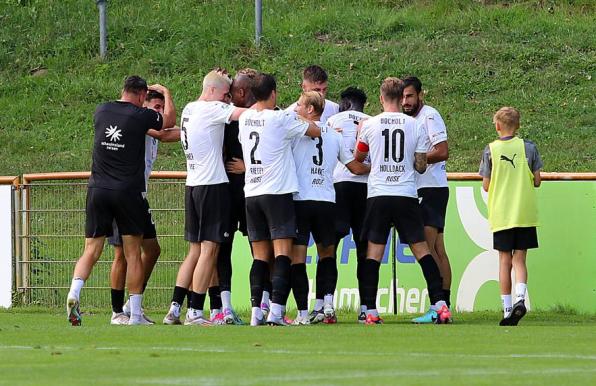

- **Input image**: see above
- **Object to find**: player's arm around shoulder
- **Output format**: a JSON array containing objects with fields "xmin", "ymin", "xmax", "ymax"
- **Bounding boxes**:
[{"xmin": 147, "ymin": 126, "xmax": 181, "ymax": 142}]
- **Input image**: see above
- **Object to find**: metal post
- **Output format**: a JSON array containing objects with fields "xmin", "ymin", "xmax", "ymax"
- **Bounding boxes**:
[
  {"xmin": 97, "ymin": 0, "xmax": 107, "ymax": 59},
  {"xmin": 255, "ymin": 0, "xmax": 262, "ymax": 47},
  {"xmin": 391, "ymin": 227, "xmax": 398, "ymax": 315}
]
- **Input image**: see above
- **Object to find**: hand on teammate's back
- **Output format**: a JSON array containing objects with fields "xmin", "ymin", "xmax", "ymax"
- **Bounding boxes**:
[{"xmin": 225, "ymin": 157, "xmax": 246, "ymax": 174}]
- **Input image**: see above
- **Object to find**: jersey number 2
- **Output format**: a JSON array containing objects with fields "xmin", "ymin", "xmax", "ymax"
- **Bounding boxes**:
[
  {"xmin": 382, "ymin": 128, "xmax": 404, "ymax": 163},
  {"xmin": 249, "ymin": 131, "xmax": 262, "ymax": 165}
]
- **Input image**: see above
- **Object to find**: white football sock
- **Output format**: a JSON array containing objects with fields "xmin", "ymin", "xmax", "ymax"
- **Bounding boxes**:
[
  {"xmin": 360, "ymin": 304, "xmax": 367, "ymax": 313},
  {"xmin": 366, "ymin": 308, "xmax": 379, "ymax": 317},
  {"xmin": 187, "ymin": 307, "xmax": 202, "ymax": 319},
  {"xmin": 210, "ymin": 309, "xmax": 221, "ymax": 319},
  {"xmin": 515, "ymin": 283, "xmax": 527, "ymax": 303},
  {"xmin": 270, "ymin": 303, "xmax": 283, "ymax": 317},
  {"xmin": 501, "ymin": 294, "xmax": 513, "ymax": 318},
  {"xmin": 169, "ymin": 302, "xmax": 181, "ymax": 317},
  {"xmin": 432, "ymin": 300, "xmax": 447, "ymax": 311},
  {"xmin": 221, "ymin": 290, "xmax": 232, "ymax": 310},
  {"xmin": 298, "ymin": 310, "xmax": 309, "ymax": 318},
  {"xmin": 314, "ymin": 299, "xmax": 324, "ymax": 311},
  {"xmin": 68, "ymin": 278, "xmax": 84, "ymax": 300},
  {"xmin": 129, "ymin": 294, "xmax": 143, "ymax": 320},
  {"xmin": 323, "ymin": 294, "xmax": 333, "ymax": 307},
  {"xmin": 251, "ymin": 307, "xmax": 263, "ymax": 320},
  {"xmin": 261, "ymin": 291, "xmax": 270, "ymax": 305}
]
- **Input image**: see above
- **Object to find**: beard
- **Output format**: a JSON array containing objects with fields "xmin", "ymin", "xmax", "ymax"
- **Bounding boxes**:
[{"xmin": 402, "ymin": 100, "xmax": 420, "ymax": 116}]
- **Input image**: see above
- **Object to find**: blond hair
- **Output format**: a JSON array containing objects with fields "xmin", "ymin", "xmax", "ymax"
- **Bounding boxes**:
[
  {"xmin": 300, "ymin": 91, "xmax": 324, "ymax": 115},
  {"xmin": 380, "ymin": 77, "xmax": 404, "ymax": 101},
  {"xmin": 203, "ymin": 68, "xmax": 232, "ymax": 91},
  {"xmin": 493, "ymin": 107, "xmax": 520, "ymax": 132}
]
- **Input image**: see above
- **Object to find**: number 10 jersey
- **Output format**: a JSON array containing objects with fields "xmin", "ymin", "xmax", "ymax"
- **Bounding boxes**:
[
  {"xmin": 358, "ymin": 112, "xmax": 429, "ymax": 199},
  {"xmin": 238, "ymin": 109, "xmax": 309, "ymax": 198}
]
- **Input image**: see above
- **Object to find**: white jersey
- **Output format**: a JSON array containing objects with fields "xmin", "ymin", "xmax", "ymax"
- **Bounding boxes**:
[
  {"xmin": 292, "ymin": 123, "xmax": 353, "ymax": 202},
  {"xmin": 328, "ymin": 110, "xmax": 371, "ymax": 184},
  {"xmin": 143, "ymin": 135, "xmax": 158, "ymax": 192},
  {"xmin": 415, "ymin": 105, "xmax": 448, "ymax": 188},
  {"xmin": 180, "ymin": 101, "xmax": 235, "ymax": 186},
  {"xmin": 285, "ymin": 99, "xmax": 339, "ymax": 125},
  {"xmin": 239, "ymin": 109, "xmax": 309, "ymax": 198},
  {"xmin": 358, "ymin": 112, "xmax": 429, "ymax": 198}
]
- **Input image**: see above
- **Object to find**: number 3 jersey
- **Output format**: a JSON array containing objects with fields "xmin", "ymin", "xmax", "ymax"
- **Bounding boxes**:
[
  {"xmin": 358, "ymin": 112, "xmax": 429, "ymax": 199},
  {"xmin": 292, "ymin": 123, "xmax": 354, "ymax": 203},
  {"xmin": 180, "ymin": 100, "xmax": 235, "ymax": 187},
  {"xmin": 238, "ymin": 109, "xmax": 309, "ymax": 198}
]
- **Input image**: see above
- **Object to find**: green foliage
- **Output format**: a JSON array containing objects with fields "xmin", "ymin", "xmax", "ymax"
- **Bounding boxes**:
[{"xmin": 0, "ymin": 0, "xmax": 594, "ymax": 174}]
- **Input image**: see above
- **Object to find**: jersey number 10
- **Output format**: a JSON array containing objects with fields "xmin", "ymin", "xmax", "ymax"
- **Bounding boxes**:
[{"xmin": 382, "ymin": 128, "xmax": 405, "ymax": 163}]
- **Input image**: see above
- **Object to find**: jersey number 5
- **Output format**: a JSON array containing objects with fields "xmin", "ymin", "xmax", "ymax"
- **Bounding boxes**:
[
  {"xmin": 249, "ymin": 131, "xmax": 262, "ymax": 165},
  {"xmin": 181, "ymin": 117, "xmax": 189, "ymax": 151},
  {"xmin": 382, "ymin": 128, "xmax": 405, "ymax": 163}
]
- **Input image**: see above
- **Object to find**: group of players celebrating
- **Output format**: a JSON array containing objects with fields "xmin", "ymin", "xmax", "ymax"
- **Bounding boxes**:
[{"xmin": 66, "ymin": 65, "xmax": 455, "ymax": 327}]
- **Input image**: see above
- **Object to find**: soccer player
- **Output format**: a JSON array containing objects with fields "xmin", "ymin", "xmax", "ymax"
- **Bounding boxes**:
[
  {"xmin": 479, "ymin": 107, "xmax": 542, "ymax": 326},
  {"xmin": 308, "ymin": 87, "xmax": 372, "ymax": 324},
  {"xmin": 355, "ymin": 77, "xmax": 451, "ymax": 325},
  {"xmin": 66, "ymin": 76, "xmax": 176, "ymax": 326},
  {"xmin": 401, "ymin": 76, "xmax": 454, "ymax": 323},
  {"xmin": 109, "ymin": 90, "xmax": 180, "ymax": 325},
  {"xmin": 290, "ymin": 91, "xmax": 369, "ymax": 325},
  {"xmin": 238, "ymin": 73, "xmax": 320, "ymax": 326},
  {"xmin": 286, "ymin": 65, "xmax": 339, "ymax": 124},
  {"xmin": 213, "ymin": 68, "xmax": 260, "ymax": 325},
  {"xmin": 163, "ymin": 69, "xmax": 247, "ymax": 326}
]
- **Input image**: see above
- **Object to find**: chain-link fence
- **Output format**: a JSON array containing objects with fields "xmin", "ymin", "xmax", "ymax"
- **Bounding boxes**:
[{"xmin": 15, "ymin": 173, "xmax": 187, "ymax": 308}]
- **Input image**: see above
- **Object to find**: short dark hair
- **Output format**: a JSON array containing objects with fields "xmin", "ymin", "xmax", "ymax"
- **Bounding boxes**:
[
  {"xmin": 123, "ymin": 75, "xmax": 148, "ymax": 94},
  {"xmin": 303, "ymin": 65, "xmax": 328, "ymax": 83},
  {"xmin": 146, "ymin": 90, "xmax": 164, "ymax": 102},
  {"xmin": 251, "ymin": 73, "xmax": 277, "ymax": 101},
  {"xmin": 339, "ymin": 87, "xmax": 367, "ymax": 112},
  {"xmin": 402, "ymin": 76, "xmax": 422, "ymax": 94}
]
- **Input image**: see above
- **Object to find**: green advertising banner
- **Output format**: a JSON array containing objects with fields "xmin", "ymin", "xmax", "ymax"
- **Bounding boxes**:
[{"xmin": 227, "ymin": 180, "xmax": 596, "ymax": 314}]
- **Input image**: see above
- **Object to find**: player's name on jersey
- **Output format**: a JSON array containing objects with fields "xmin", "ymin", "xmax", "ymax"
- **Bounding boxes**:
[
  {"xmin": 381, "ymin": 117, "xmax": 407, "ymax": 125},
  {"xmin": 348, "ymin": 113, "xmax": 363, "ymax": 122},
  {"xmin": 185, "ymin": 152, "xmax": 194, "ymax": 160},
  {"xmin": 249, "ymin": 166, "xmax": 263, "ymax": 175},
  {"xmin": 379, "ymin": 164, "xmax": 405, "ymax": 173},
  {"xmin": 244, "ymin": 118, "xmax": 265, "ymax": 127},
  {"xmin": 100, "ymin": 141, "xmax": 125, "ymax": 151},
  {"xmin": 311, "ymin": 166, "xmax": 324, "ymax": 176}
]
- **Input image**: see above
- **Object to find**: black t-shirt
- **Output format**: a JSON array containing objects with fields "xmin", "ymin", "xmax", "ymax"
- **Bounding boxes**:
[
  {"xmin": 88, "ymin": 101, "xmax": 163, "ymax": 192},
  {"xmin": 223, "ymin": 121, "xmax": 245, "ymax": 192}
]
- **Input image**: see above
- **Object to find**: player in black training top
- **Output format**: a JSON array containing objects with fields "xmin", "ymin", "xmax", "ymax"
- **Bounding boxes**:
[{"xmin": 66, "ymin": 76, "xmax": 176, "ymax": 326}]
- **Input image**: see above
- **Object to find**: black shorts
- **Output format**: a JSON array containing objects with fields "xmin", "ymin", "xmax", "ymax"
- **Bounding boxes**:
[
  {"xmin": 334, "ymin": 181, "xmax": 368, "ymax": 240},
  {"xmin": 184, "ymin": 184, "xmax": 231, "ymax": 243},
  {"xmin": 228, "ymin": 182, "xmax": 247, "ymax": 236},
  {"xmin": 361, "ymin": 196, "xmax": 426, "ymax": 245},
  {"xmin": 294, "ymin": 200, "xmax": 336, "ymax": 247},
  {"xmin": 418, "ymin": 187, "xmax": 449, "ymax": 232},
  {"xmin": 85, "ymin": 187, "xmax": 146, "ymax": 238},
  {"xmin": 107, "ymin": 197, "xmax": 157, "ymax": 246},
  {"xmin": 493, "ymin": 227, "xmax": 538, "ymax": 251},
  {"xmin": 245, "ymin": 193, "xmax": 296, "ymax": 242}
]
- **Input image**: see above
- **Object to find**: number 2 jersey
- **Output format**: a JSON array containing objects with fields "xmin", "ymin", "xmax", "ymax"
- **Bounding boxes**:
[
  {"xmin": 292, "ymin": 123, "xmax": 354, "ymax": 203},
  {"xmin": 238, "ymin": 109, "xmax": 309, "ymax": 198},
  {"xmin": 180, "ymin": 100, "xmax": 235, "ymax": 187},
  {"xmin": 358, "ymin": 112, "xmax": 429, "ymax": 199}
]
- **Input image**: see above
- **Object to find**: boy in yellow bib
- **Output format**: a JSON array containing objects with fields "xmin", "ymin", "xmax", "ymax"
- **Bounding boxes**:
[{"xmin": 479, "ymin": 107, "xmax": 542, "ymax": 326}]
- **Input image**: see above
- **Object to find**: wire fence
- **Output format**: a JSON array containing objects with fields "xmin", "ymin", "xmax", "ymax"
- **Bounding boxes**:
[{"xmin": 15, "ymin": 174, "xmax": 188, "ymax": 308}]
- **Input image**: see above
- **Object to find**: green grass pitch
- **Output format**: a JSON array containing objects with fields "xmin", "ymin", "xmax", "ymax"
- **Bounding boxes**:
[{"xmin": 1, "ymin": 309, "xmax": 595, "ymax": 385}]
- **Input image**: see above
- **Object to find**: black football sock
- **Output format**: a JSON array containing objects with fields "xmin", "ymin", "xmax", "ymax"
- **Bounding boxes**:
[
  {"xmin": 319, "ymin": 257, "xmax": 338, "ymax": 296},
  {"xmin": 171, "ymin": 285, "xmax": 187, "ymax": 306},
  {"xmin": 111, "ymin": 288, "xmax": 125, "ymax": 313},
  {"xmin": 250, "ymin": 259, "xmax": 269, "ymax": 308},
  {"xmin": 271, "ymin": 255, "xmax": 292, "ymax": 306},
  {"xmin": 208, "ymin": 286, "xmax": 222, "ymax": 310},
  {"xmin": 217, "ymin": 241, "xmax": 233, "ymax": 292},
  {"xmin": 361, "ymin": 258, "xmax": 381, "ymax": 310},
  {"xmin": 189, "ymin": 292, "xmax": 206, "ymax": 311},
  {"xmin": 418, "ymin": 254, "xmax": 445, "ymax": 305},
  {"xmin": 290, "ymin": 263, "xmax": 309, "ymax": 311},
  {"xmin": 444, "ymin": 289, "xmax": 451, "ymax": 308},
  {"xmin": 142, "ymin": 281, "xmax": 148, "ymax": 294},
  {"xmin": 315, "ymin": 258, "xmax": 324, "ymax": 300}
]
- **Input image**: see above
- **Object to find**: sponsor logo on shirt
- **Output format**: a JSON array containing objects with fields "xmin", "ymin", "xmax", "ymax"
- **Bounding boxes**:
[{"xmin": 101, "ymin": 125, "xmax": 125, "ymax": 151}]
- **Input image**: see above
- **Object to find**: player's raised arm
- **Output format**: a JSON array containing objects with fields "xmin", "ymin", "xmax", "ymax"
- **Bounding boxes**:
[{"xmin": 148, "ymin": 84, "xmax": 176, "ymax": 129}]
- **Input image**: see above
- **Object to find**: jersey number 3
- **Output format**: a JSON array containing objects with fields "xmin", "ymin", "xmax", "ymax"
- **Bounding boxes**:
[
  {"xmin": 382, "ymin": 128, "xmax": 404, "ymax": 163},
  {"xmin": 312, "ymin": 137, "xmax": 323, "ymax": 166}
]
